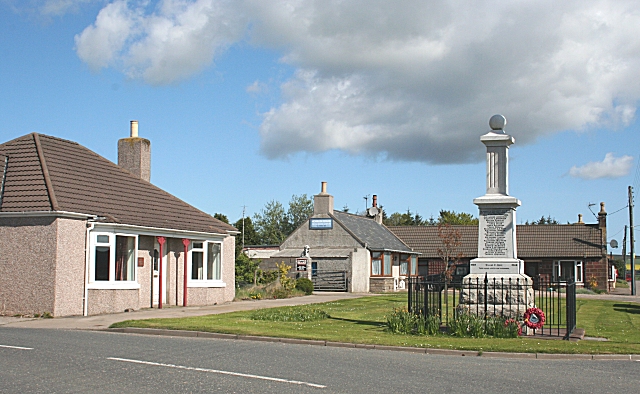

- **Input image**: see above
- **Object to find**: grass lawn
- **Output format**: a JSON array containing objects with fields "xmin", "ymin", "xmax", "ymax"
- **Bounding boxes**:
[{"xmin": 110, "ymin": 295, "xmax": 640, "ymax": 354}]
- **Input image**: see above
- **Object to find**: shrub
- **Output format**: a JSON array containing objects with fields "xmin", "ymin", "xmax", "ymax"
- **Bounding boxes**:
[
  {"xmin": 261, "ymin": 269, "xmax": 279, "ymax": 284},
  {"xmin": 386, "ymin": 307, "xmax": 416, "ymax": 334},
  {"xmin": 587, "ymin": 275, "xmax": 598, "ymax": 290},
  {"xmin": 250, "ymin": 306, "xmax": 329, "ymax": 322},
  {"xmin": 415, "ymin": 313, "xmax": 441, "ymax": 335},
  {"xmin": 270, "ymin": 288, "xmax": 291, "ymax": 299},
  {"xmin": 486, "ymin": 317, "xmax": 521, "ymax": 338},
  {"xmin": 449, "ymin": 311, "xmax": 485, "ymax": 338},
  {"xmin": 276, "ymin": 262, "xmax": 296, "ymax": 292},
  {"xmin": 295, "ymin": 278, "xmax": 314, "ymax": 295}
]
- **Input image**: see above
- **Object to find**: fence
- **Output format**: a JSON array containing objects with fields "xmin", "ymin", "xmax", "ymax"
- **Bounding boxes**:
[{"xmin": 407, "ymin": 274, "xmax": 576, "ymax": 339}]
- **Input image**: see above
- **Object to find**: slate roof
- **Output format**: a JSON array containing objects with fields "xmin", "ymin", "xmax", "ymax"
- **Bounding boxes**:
[
  {"xmin": 388, "ymin": 224, "xmax": 604, "ymax": 259},
  {"xmin": 332, "ymin": 211, "xmax": 415, "ymax": 253},
  {"xmin": 0, "ymin": 133, "xmax": 236, "ymax": 235}
]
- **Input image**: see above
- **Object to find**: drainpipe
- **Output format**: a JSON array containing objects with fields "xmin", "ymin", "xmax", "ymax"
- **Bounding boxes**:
[
  {"xmin": 182, "ymin": 239, "xmax": 190, "ymax": 306},
  {"xmin": 83, "ymin": 222, "xmax": 95, "ymax": 317},
  {"xmin": 157, "ymin": 236, "xmax": 166, "ymax": 309}
]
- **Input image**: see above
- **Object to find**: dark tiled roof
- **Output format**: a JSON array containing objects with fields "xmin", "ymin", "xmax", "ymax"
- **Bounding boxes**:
[
  {"xmin": 332, "ymin": 211, "xmax": 414, "ymax": 253},
  {"xmin": 0, "ymin": 133, "xmax": 236, "ymax": 235},
  {"xmin": 388, "ymin": 224, "xmax": 604, "ymax": 259}
]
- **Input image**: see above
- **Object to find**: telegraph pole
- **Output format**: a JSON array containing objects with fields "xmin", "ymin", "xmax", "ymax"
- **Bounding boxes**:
[
  {"xmin": 630, "ymin": 186, "xmax": 636, "ymax": 295},
  {"xmin": 623, "ymin": 226, "xmax": 627, "ymax": 279},
  {"xmin": 241, "ymin": 205, "xmax": 246, "ymax": 249}
]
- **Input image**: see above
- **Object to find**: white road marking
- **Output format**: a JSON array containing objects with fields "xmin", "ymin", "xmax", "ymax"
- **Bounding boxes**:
[
  {"xmin": 107, "ymin": 357, "xmax": 326, "ymax": 388},
  {"xmin": 0, "ymin": 344, "xmax": 33, "ymax": 350}
]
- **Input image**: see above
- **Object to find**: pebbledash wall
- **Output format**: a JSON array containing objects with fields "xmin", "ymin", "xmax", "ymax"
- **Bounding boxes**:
[
  {"xmin": 0, "ymin": 216, "xmax": 85, "ymax": 316},
  {"xmin": 0, "ymin": 215, "xmax": 235, "ymax": 316}
]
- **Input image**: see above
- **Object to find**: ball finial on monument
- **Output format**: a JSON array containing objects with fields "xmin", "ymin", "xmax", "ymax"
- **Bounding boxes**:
[{"xmin": 489, "ymin": 114, "xmax": 507, "ymax": 132}]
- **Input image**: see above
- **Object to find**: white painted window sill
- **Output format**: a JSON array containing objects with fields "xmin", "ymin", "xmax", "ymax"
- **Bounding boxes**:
[
  {"xmin": 187, "ymin": 281, "xmax": 227, "ymax": 288},
  {"xmin": 87, "ymin": 282, "xmax": 141, "ymax": 290}
]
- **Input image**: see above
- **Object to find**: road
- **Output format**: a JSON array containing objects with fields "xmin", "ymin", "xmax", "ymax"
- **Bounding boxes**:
[{"xmin": 1, "ymin": 328, "xmax": 639, "ymax": 393}]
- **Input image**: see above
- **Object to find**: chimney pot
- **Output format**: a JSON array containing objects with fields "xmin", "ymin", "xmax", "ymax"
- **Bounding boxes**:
[
  {"xmin": 372, "ymin": 195, "xmax": 377, "ymax": 208},
  {"xmin": 130, "ymin": 120, "xmax": 139, "ymax": 138},
  {"xmin": 321, "ymin": 181, "xmax": 327, "ymax": 194},
  {"xmin": 578, "ymin": 214, "xmax": 583, "ymax": 224}
]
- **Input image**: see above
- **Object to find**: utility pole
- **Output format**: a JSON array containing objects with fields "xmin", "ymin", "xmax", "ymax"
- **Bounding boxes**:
[
  {"xmin": 629, "ymin": 186, "xmax": 636, "ymax": 295},
  {"xmin": 241, "ymin": 205, "xmax": 246, "ymax": 249},
  {"xmin": 623, "ymin": 225, "xmax": 627, "ymax": 279}
]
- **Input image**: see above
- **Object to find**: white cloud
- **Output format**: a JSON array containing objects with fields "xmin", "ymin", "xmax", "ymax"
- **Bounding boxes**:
[
  {"xmin": 76, "ymin": 0, "xmax": 640, "ymax": 163},
  {"xmin": 569, "ymin": 153, "xmax": 634, "ymax": 179},
  {"xmin": 74, "ymin": 1, "xmax": 136, "ymax": 71},
  {"xmin": 75, "ymin": 0, "xmax": 246, "ymax": 84}
]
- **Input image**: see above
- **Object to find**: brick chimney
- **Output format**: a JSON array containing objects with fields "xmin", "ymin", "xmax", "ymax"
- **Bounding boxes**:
[
  {"xmin": 118, "ymin": 120, "xmax": 151, "ymax": 182},
  {"xmin": 313, "ymin": 181, "xmax": 334, "ymax": 216},
  {"xmin": 598, "ymin": 202, "xmax": 607, "ymax": 256}
]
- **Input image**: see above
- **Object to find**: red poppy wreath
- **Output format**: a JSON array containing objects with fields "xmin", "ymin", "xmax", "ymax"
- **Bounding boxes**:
[{"xmin": 523, "ymin": 307, "xmax": 545, "ymax": 330}]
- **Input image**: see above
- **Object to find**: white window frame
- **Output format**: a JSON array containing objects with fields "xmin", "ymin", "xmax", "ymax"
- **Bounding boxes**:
[
  {"xmin": 553, "ymin": 260, "xmax": 583, "ymax": 283},
  {"xmin": 88, "ymin": 231, "xmax": 139, "ymax": 289},
  {"xmin": 188, "ymin": 240, "xmax": 225, "ymax": 288}
]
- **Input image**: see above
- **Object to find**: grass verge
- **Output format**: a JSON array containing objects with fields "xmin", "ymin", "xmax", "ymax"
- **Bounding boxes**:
[{"xmin": 110, "ymin": 295, "xmax": 640, "ymax": 354}]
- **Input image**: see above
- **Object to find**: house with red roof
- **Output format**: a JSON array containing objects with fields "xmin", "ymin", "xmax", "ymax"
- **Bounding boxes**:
[{"xmin": 0, "ymin": 122, "xmax": 237, "ymax": 317}]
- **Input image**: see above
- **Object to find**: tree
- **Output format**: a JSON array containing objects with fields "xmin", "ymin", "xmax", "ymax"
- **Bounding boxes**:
[
  {"xmin": 252, "ymin": 200, "xmax": 288, "ymax": 245},
  {"xmin": 383, "ymin": 209, "xmax": 426, "ymax": 226},
  {"xmin": 524, "ymin": 216, "xmax": 559, "ymax": 225},
  {"xmin": 233, "ymin": 216, "xmax": 259, "ymax": 248},
  {"xmin": 235, "ymin": 253, "xmax": 262, "ymax": 286},
  {"xmin": 251, "ymin": 194, "xmax": 314, "ymax": 245},
  {"xmin": 437, "ymin": 210, "xmax": 478, "ymax": 225},
  {"xmin": 214, "ymin": 213, "xmax": 229, "ymax": 224},
  {"xmin": 437, "ymin": 223, "xmax": 464, "ymax": 281},
  {"xmin": 436, "ymin": 223, "xmax": 464, "ymax": 314},
  {"xmin": 286, "ymin": 194, "xmax": 313, "ymax": 234}
]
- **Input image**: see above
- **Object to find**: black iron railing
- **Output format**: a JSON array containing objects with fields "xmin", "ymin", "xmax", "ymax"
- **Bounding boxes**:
[{"xmin": 407, "ymin": 275, "xmax": 577, "ymax": 339}]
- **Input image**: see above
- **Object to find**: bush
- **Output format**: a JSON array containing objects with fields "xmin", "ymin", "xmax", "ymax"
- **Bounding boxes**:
[
  {"xmin": 250, "ymin": 305, "xmax": 330, "ymax": 322},
  {"xmin": 415, "ymin": 314, "xmax": 441, "ymax": 335},
  {"xmin": 449, "ymin": 311, "xmax": 485, "ymax": 338},
  {"xmin": 261, "ymin": 269, "xmax": 279, "ymax": 284},
  {"xmin": 276, "ymin": 262, "xmax": 296, "ymax": 292},
  {"xmin": 295, "ymin": 278, "xmax": 314, "ymax": 295},
  {"xmin": 270, "ymin": 288, "xmax": 291, "ymax": 299},
  {"xmin": 386, "ymin": 307, "xmax": 415, "ymax": 334}
]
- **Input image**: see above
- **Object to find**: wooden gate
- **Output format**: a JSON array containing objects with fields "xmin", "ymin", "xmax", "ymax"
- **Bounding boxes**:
[{"xmin": 312, "ymin": 270, "xmax": 348, "ymax": 292}]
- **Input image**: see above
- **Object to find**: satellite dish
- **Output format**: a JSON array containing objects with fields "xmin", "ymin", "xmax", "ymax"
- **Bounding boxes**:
[
  {"xmin": 367, "ymin": 207, "xmax": 379, "ymax": 216},
  {"xmin": 610, "ymin": 239, "xmax": 619, "ymax": 248}
]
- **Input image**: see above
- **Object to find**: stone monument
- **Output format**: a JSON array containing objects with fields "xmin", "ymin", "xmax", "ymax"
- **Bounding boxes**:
[{"xmin": 459, "ymin": 115, "xmax": 534, "ymax": 317}]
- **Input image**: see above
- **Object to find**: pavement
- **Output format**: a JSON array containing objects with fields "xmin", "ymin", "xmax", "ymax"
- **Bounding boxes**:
[{"xmin": 0, "ymin": 292, "xmax": 373, "ymax": 330}]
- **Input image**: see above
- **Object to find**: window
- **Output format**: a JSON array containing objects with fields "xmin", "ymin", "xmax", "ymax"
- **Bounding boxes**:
[
  {"xmin": 553, "ymin": 260, "xmax": 583, "ymax": 283},
  {"xmin": 384, "ymin": 253, "xmax": 391, "ymax": 276},
  {"xmin": 410, "ymin": 256, "xmax": 417, "ymax": 276},
  {"xmin": 400, "ymin": 254, "xmax": 409, "ymax": 275},
  {"xmin": 371, "ymin": 252, "xmax": 382, "ymax": 276},
  {"xmin": 90, "ymin": 232, "xmax": 137, "ymax": 288},
  {"xmin": 189, "ymin": 241, "xmax": 222, "ymax": 284}
]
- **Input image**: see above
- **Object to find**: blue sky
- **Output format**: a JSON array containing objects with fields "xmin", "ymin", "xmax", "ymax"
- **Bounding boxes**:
[{"xmin": 1, "ymin": 1, "xmax": 639, "ymax": 250}]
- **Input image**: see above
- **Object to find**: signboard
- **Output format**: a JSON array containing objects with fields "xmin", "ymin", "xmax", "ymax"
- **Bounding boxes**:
[
  {"xmin": 309, "ymin": 218, "xmax": 333, "ymax": 230},
  {"xmin": 296, "ymin": 258, "xmax": 307, "ymax": 271}
]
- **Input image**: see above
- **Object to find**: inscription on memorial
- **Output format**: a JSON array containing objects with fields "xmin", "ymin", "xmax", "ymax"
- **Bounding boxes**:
[{"xmin": 482, "ymin": 209, "xmax": 509, "ymax": 256}]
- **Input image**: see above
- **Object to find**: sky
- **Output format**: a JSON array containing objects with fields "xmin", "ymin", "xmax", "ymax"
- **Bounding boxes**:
[{"xmin": 1, "ymin": 0, "xmax": 639, "ymax": 251}]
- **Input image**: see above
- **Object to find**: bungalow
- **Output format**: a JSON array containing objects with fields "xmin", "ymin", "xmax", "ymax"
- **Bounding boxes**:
[
  {"xmin": 0, "ymin": 122, "xmax": 237, "ymax": 317},
  {"xmin": 265, "ymin": 182, "xmax": 419, "ymax": 292},
  {"xmin": 388, "ymin": 205, "xmax": 610, "ymax": 291}
]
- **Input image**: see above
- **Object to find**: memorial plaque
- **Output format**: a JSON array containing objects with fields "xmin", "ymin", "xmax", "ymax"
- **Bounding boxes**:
[{"xmin": 481, "ymin": 208, "xmax": 509, "ymax": 258}]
